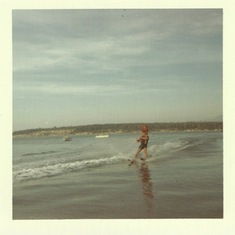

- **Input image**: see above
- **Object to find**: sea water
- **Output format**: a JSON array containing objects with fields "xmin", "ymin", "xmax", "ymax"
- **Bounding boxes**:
[{"xmin": 13, "ymin": 131, "xmax": 223, "ymax": 219}]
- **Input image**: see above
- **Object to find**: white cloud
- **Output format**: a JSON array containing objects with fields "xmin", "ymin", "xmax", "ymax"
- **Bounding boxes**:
[
  {"xmin": 13, "ymin": 34, "xmax": 150, "ymax": 75},
  {"xmin": 13, "ymin": 9, "xmax": 222, "ymax": 78},
  {"xmin": 14, "ymin": 82, "xmax": 131, "ymax": 95}
]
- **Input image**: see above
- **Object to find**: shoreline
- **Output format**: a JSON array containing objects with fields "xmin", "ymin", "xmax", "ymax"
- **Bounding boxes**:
[{"xmin": 13, "ymin": 129, "xmax": 223, "ymax": 138}]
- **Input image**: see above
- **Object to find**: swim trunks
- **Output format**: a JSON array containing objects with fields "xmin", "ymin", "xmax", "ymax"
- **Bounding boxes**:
[{"xmin": 139, "ymin": 143, "xmax": 148, "ymax": 149}]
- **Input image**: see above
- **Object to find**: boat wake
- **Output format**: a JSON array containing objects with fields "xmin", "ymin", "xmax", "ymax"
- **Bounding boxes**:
[{"xmin": 13, "ymin": 155, "xmax": 126, "ymax": 182}]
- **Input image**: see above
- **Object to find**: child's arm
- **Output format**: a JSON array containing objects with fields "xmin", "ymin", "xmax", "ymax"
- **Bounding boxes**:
[
  {"xmin": 141, "ymin": 133, "xmax": 149, "ymax": 144},
  {"xmin": 136, "ymin": 133, "xmax": 148, "ymax": 142},
  {"xmin": 136, "ymin": 134, "xmax": 143, "ymax": 142}
]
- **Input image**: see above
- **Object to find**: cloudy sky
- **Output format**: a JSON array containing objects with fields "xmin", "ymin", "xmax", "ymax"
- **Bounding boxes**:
[{"xmin": 13, "ymin": 9, "xmax": 222, "ymax": 131}]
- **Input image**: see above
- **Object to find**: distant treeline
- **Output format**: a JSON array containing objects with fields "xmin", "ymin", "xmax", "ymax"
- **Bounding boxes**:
[{"xmin": 13, "ymin": 122, "xmax": 223, "ymax": 136}]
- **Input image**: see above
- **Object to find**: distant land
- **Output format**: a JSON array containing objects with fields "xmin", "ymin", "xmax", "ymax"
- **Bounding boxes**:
[{"xmin": 13, "ymin": 122, "xmax": 223, "ymax": 137}]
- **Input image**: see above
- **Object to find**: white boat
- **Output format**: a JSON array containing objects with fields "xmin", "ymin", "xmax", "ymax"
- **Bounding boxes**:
[
  {"xmin": 95, "ymin": 134, "xmax": 109, "ymax": 138},
  {"xmin": 63, "ymin": 136, "xmax": 72, "ymax": 141}
]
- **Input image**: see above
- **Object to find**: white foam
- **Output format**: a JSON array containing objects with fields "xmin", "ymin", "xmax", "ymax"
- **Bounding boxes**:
[
  {"xmin": 148, "ymin": 140, "xmax": 188, "ymax": 155},
  {"xmin": 13, "ymin": 155, "xmax": 125, "ymax": 182}
]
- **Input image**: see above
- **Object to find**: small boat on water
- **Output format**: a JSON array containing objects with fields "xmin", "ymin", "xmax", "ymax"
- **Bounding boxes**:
[
  {"xmin": 63, "ymin": 136, "xmax": 72, "ymax": 141},
  {"xmin": 95, "ymin": 134, "xmax": 109, "ymax": 138}
]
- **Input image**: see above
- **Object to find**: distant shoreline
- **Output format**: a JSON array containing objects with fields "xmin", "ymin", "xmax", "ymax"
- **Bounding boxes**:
[
  {"xmin": 13, "ymin": 129, "xmax": 223, "ymax": 138},
  {"xmin": 13, "ymin": 122, "xmax": 223, "ymax": 138}
]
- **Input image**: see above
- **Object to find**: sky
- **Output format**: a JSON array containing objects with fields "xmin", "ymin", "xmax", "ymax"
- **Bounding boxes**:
[{"xmin": 13, "ymin": 9, "xmax": 223, "ymax": 131}]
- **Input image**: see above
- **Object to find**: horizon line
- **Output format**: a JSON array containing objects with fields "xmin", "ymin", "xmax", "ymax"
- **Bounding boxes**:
[{"xmin": 13, "ymin": 120, "xmax": 223, "ymax": 133}]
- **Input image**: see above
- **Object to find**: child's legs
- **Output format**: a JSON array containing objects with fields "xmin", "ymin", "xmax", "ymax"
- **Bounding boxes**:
[
  {"xmin": 135, "ymin": 148, "xmax": 142, "ymax": 158},
  {"xmin": 143, "ymin": 148, "xmax": 148, "ymax": 159}
]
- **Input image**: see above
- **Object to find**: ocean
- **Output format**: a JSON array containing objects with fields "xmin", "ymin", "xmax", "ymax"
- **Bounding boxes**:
[{"xmin": 13, "ymin": 131, "xmax": 223, "ymax": 219}]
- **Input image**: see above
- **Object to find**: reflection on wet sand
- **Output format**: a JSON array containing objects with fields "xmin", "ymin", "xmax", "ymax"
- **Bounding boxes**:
[{"xmin": 137, "ymin": 161, "xmax": 155, "ymax": 216}]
